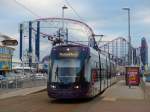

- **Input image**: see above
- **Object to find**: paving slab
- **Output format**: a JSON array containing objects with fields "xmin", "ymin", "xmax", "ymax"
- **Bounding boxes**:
[
  {"xmin": 0, "ymin": 86, "xmax": 46, "ymax": 99},
  {"xmin": 102, "ymin": 80, "xmax": 144, "ymax": 101}
]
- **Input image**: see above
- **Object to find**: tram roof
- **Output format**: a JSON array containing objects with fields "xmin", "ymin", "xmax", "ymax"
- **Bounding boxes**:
[{"xmin": 53, "ymin": 44, "xmax": 89, "ymax": 48}]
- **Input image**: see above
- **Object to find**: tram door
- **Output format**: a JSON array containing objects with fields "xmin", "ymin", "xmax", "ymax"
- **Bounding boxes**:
[
  {"xmin": 109, "ymin": 61, "xmax": 112, "ymax": 86},
  {"xmin": 98, "ymin": 52, "xmax": 102, "ymax": 92},
  {"xmin": 106, "ymin": 57, "xmax": 108, "ymax": 88},
  {"xmin": 91, "ymin": 62, "xmax": 100, "ymax": 96},
  {"xmin": 106, "ymin": 56, "xmax": 111, "ymax": 88},
  {"xmin": 104, "ymin": 57, "xmax": 108, "ymax": 89},
  {"xmin": 101, "ymin": 59, "xmax": 106, "ymax": 91}
]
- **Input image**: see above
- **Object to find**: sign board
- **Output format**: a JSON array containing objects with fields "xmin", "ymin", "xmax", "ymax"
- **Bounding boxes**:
[
  {"xmin": 1, "ymin": 39, "xmax": 18, "ymax": 46},
  {"xmin": 125, "ymin": 67, "xmax": 140, "ymax": 85}
]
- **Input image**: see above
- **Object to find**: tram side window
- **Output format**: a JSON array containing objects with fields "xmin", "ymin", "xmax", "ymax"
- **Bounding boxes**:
[
  {"xmin": 112, "ymin": 64, "xmax": 115, "ymax": 77},
  {"xmin": 84, "ymin": 58, "xmax": 91, "ymax": 82},
  {"xmin": 91, "ymin": 61, "xmax": 100, "ymax": 82},
  {"xmin": 101, "ymin": 59, "xmax": 106, "ymax": 80},
  {"xmin": 96, "ymin": 62, "xmax": 100, "ymax": 81},
  {"xmin": 107, "ymin": 61, "xmax": 111, "ymax": 79},
  {"xmin": 108, "ymin": 62, "xmax": 112, "ymax": 78},
  {"xmin": 92, "ymin": 69, "xmax": 99, "ymax": 82}
]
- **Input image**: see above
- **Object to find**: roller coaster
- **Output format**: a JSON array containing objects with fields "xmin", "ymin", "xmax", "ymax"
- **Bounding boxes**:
[{"xmin": 19, "ymin": 17, "xmax": 141, "ymax": 99}]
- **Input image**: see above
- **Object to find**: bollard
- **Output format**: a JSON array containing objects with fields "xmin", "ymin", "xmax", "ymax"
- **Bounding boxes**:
[
  {"xmin": 15, "ymin": 76, "xmax": 17, "ymax": 88},
  {"xmin": 128, "ymin": 83, "xmax": 131, "ymax": 88},
  {"xmin": 128, "ymin": 82, "xmax": 131, "ymax": 88},
  {"xmin": 6, "ymin": 80, "xmax": 8, "ymax": 89},
  {"xmin": 0, "ymin": 80, "xmax": 1, "ymax": 88}
]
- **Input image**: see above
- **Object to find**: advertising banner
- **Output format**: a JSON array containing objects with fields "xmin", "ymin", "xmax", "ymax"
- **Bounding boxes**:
[{"xmin": 126, "ymin": 67, "xmax": 140, "ymax": 85}]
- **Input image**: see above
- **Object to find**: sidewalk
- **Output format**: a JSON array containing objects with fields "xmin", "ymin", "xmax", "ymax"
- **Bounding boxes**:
[
  {"xmin": 143, "ymin": 82, "xmax": 150, "ymax": 100},
  {"xmin": 0, "ymin": 86, "xmax": 46, "ymax": 100},
  {"xmin": 102, "ymin": 80, "xmax": 144, "ymax": 101}
]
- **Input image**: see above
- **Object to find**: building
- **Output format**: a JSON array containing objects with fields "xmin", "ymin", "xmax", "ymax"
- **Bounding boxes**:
[
  {"xmin": 0, "ymin": 33, "xmax": 17, "ymax": 74},
  {"xmin": 140, "ymin": 37, "xmax": 148, "ymax": 66},
  {"xmin": 0, "ymin": 46, "xmax": 14, "ymax": 73}
]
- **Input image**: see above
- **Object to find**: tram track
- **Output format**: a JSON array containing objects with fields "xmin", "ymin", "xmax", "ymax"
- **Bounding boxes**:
[{"xmin": 0, "ymin": 80, "xmax": 150, "ymax": 112}]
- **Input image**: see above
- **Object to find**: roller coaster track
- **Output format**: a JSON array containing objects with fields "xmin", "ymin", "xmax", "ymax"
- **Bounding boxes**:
[{"xmin": 21, "ymin": 18, "xmax": 140, "ymax": 66}]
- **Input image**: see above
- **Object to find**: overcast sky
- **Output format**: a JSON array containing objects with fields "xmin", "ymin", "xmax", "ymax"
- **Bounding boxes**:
[{"xmin": 0, "ymin": 0, "xmax": 149, "ymax": 62}]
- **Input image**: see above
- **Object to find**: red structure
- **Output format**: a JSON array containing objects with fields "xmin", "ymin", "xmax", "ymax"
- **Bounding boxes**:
[{"xmin": 125, "ymin": 66, "xmax": 140, "ymax": 85}]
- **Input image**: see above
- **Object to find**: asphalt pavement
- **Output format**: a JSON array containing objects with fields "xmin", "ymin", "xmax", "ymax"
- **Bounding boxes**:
[{"xmin": 0, "ymin": 80, "xmax": 150, "ymax": 112}]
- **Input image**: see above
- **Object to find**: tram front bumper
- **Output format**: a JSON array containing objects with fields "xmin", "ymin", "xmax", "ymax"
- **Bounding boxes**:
[{"xmin": 47, "ymin": 86, "xmax": 89, "ymax": 99}]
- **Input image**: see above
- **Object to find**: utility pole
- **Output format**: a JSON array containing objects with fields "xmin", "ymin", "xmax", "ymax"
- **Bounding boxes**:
[
  {"xmin": 95, "ymin": 34, "xmax": 104, "ymax": 47},
  {"xmin": 123, "ymin": 8, "xmax": 132, "ymax": 65},
  {"xmin": 62, "ymin": 5, "xmax": 68, "ymax": 43}
]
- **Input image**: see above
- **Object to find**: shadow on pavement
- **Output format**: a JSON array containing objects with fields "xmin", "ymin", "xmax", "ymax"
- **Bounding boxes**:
[{"xmin": 49, "ymin": 95, "xmax": 104, "ymax": 104}]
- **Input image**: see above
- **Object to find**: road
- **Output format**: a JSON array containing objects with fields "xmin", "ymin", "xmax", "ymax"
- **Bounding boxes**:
[{"xmin": 0, "ymin": 91, "xmax": 150, "ymax": 112}]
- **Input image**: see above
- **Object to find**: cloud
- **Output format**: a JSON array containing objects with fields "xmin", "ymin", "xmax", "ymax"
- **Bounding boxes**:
[
  {"xmin": 133, "ymin": 8, "xmax": 150, "ymax": 24},
  {"xmin": 87, "ymin": 20, "xmax": 109, "ymax": 31},
  {"xmin": 13, "ymin": 0, "xmax": 88, "ymax": 19},
  {"xmin": 15, "ymin": 0, "xmax": 62, "ymax": 17},
  {"xmin": 97, "ymin": 33, "xmax": 124, "ymax": 42},
  {"xmin": 143, "ymin": 17, "xmax": 150, "ymax": 24},
  {"xmin": 40, "ymin": 41, "xmax": 52, "ymax": 59},
  {"xmin": 40, "ymin": 41, "xmax": 52, "ymax": 50},
  {"xmin": 0, "ymin": 0, "xmax": 150, "ymax": 63}
]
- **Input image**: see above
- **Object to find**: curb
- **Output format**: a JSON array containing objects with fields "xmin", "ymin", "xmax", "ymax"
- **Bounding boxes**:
[
  {"xmin": 30, "ymin": 88, "xmax": 47, "ymax": 94},
  {"xmin": 0, "ymin": 87, "xmax": 46, "ymax": 100}
]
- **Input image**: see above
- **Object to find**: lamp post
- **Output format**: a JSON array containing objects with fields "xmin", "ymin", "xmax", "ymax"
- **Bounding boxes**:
[
  {"xmin": 62, "ymin": 5, "xmax": 68, "ymax": 43},
  {"xmin": 122, "ymin": 8, "xmax": 132, "ymax": 65},
  {"xmin": 62, "ymin": 5, "xmax": 68, "ymax": 30}
]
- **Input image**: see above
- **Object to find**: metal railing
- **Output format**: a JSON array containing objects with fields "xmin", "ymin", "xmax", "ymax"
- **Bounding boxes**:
[{"xmin": 0, "ymin": 72, "xmax": 47, "ymax": 94}]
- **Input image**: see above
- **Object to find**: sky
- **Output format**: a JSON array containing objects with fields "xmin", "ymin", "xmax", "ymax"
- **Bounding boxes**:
[{"xmin": 0, "ymin": 0, "xmax": 149, "ymax": 63}]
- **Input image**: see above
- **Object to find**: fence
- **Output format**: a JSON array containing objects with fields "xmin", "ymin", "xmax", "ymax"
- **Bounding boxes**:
[{"xmin": 0, "ymin": 72, "xmax": 47, "ymax": 94}]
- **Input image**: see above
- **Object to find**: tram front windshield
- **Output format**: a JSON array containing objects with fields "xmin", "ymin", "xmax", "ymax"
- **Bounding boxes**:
[{"xmin": 51, "ymin": 59, "xmax": 81, "ymax": 84}]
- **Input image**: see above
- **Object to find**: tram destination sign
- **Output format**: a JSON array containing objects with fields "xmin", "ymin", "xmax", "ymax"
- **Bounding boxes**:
[
  {"xmin": 59, "ymin": 52, "xmax": 79, "ymax": 58},
  {"xmin": 51, "ymin": 45, "xmax": 88, "ymax": 59}
]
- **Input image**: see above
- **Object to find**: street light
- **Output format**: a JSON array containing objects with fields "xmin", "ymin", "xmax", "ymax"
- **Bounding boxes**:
[
  {"xmin": 122, "ymin": 8, "xmax": 132, "ymax": 65},
  {"xmin": 62, "ymin": 5, "xmax": 68, "ymax": 43},
  {"xmin": 62, "ymin": 5, "xmax": 68, "ymax": 30}
]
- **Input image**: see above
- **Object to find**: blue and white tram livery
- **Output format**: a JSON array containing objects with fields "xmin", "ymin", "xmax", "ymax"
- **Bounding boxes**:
[{"xmin": 47, "ymin": 44, "xmax": 116, "ymax": 99}]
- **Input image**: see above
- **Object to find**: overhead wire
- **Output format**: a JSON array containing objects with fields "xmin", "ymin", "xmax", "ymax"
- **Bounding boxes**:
[
  {"xmin": 13, "ymin": 0, "xmax": 85, "ymax": 21},
  {"xmin": 12, "ymin": 0, "xmax": 40, "ymax": 18},
  {"xmin": 13, "ymin": 0, "xmax": 84, "ymax": 21},
  {"xmin": 64, "ymin": 0, "xmax": 85, "ymax": 22}
]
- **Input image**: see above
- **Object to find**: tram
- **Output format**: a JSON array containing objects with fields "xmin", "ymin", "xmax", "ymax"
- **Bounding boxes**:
[{"xmin": 47, "ymin": 44, "xmax": 117, "ymax": 99}]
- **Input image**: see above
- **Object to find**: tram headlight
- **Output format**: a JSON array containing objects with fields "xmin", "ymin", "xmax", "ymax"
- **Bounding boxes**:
[
  {"xmin": 51, "ymin": 85, "xmax": 56, "ymax": 89},
  {"xmin": 74, "ymin": 85, "xmax": 79, "ymax": 89}
]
